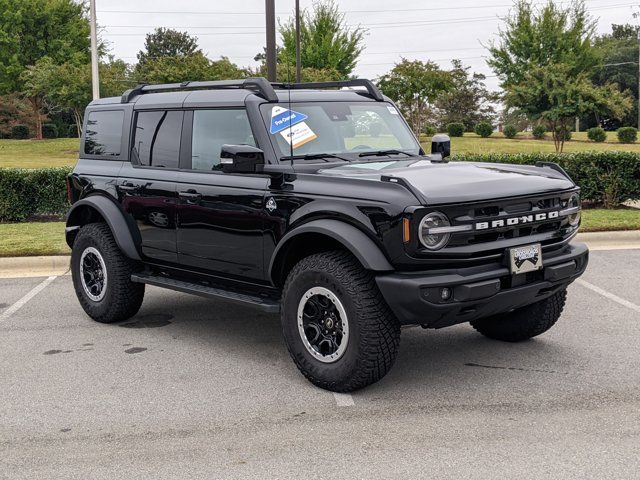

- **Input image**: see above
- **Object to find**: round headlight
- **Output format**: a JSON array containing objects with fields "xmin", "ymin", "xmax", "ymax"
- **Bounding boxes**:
[
  {"xmin": 418, "ymin": 212, "xmax": 451, "ymax": 250},
  {"xmin": 567, "ymin": 193, "xmax": 581, "ymax": 226}
]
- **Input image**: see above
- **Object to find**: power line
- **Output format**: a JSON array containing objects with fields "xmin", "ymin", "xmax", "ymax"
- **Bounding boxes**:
[{"xmin": 96, "ymin": 0, "xmax": 627, "ymax": 15}]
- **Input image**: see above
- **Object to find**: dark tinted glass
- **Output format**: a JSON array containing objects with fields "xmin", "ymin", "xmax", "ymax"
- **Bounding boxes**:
[
  {"xmin": 84, "ymin": 110, "xmax": 124, "ymax": 156},
  {"xmin": 191, "ymin": 110, "xmax": 255, "ymax": 171},
  {"xmin": 133, "ymin": 110, "xmax": 183, "ymax": 168}
]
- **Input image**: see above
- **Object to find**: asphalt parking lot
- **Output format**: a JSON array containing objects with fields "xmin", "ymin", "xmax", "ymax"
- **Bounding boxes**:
[{"xmin": 1, "ymin": 248, "xmax": 639, "ymax": 479}]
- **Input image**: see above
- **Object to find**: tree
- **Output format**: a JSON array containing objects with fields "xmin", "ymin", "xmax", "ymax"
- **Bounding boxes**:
[
  {"xmin": 487, "ymin": 0, "xmax": 632, "ymax": 151},
  {"xmin": 134, "ymin": 28, "xmax": 247, "ymax": 84},
  {"xmin": 136, "ymin": 28, "xmax": 200, "ymax": 68},
  {"xmin": 435, "ymin": 60, "xmax": 498, "ymax": 131},
  {"xmin": 488, "ymin": 0, "xmax": 598, "ymax": 88},
  {"xmin": 591, "ymin": 24, "xmax": 639, "ymax": 129},
  {"xmin": 0, "ymin": 0, "xmax": 91, "ymax": 139},
  {"xmin": 136, "ymin": 55, "xmax": 248, "ymax": 84},
  {"xmin": 377, "ymin": 59, "xmax": 452, "ymax": 136},
  {"xmin": 506, "ymin": 63, "xmax": 632, "ymax": 151},
  {"xmin": 22, "ymin": 57, "xmax": 130, "ymax": 136},
  {"xmin": 278, "ymin": 0, "xmax": 366, "ymax": 78}
]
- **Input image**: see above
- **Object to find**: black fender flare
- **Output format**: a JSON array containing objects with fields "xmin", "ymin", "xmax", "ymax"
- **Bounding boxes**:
[
  {"xmin": 66, "ymin": 196, "xmax": 141, "ymax": 260},
  {"xmin": 269, "ymin": 219, "xmax": 394, "ymax": 283}
]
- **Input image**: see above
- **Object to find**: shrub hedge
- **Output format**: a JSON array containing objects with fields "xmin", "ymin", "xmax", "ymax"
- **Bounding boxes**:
[
  {"xmin": 42, "ymin": 123, "xmax": 58, "ymax": 139},
  {"xmin": 453, "ymin": 151, "xmax": 640, "ymax": 208},
  {"xmin": 447, "ymin": 122, "xmax": 465, "ymax": 137},
  {"xmin": 0, "ymin": 167, "xmax": 71, "ymax": 221},
  {"xmin": 423, "ymin": 125, "xmax": 437, "ymax": 136},
  {"xmin": 617, "ymin": 127, "xmax": 637, "ymax": 144},
  {"xmin": 532, "ymin": 125, "xmax": 546, "ymax": 139},
  {"xmin": 11, "ymin": 125, "xmax": 29, "ymax": 139},
  {"xmin": 1, "ymin": 151, "xmax": 639, "ymax": 221},
  {"xmin": 474, "ymin": 122, "xmax": 493, "ymax": 138},
  {"xmin": 587, "ymin": 127, "xmax": 606, "ymax": 142},
  {"xmin": 503, "ymin": 125, "xmax": 518, "ymax": 139}
]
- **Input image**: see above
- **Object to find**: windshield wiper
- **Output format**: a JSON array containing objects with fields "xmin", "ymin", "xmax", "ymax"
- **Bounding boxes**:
[
  {"xmin": 281, "ymin": 153, "xmax": 351, "ymax": 162},
  {"xmin": 358, "ymin": 149, "xmax": 419, "ymax": 158}
]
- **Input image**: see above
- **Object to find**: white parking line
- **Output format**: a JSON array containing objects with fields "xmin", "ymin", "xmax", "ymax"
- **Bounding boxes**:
[
  {"xmin": 0, "ymin": 276, "xmax": 57, "ymax": 322},
  {"xmin": 576, "ymin": 279, "xmax": 640, "ymax": 314},
  {"xmin": 333, "ymin": 392, "xmax": 355, "ymax": 407}
]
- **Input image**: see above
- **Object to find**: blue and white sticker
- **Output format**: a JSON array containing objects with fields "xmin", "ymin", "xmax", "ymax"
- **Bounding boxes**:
[{"xmin": 270, "ymin": 106, "xmax": 308, "ymax": 134}]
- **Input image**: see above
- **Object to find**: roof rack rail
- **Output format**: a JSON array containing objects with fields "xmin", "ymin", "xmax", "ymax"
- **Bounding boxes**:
[
  {"xmin": 271, "ymin": 79, "xmax": 384, "ymax": 101},
  {"xmin": 120, "ymin": 77, "xmax": 278, "ymax": 103}
]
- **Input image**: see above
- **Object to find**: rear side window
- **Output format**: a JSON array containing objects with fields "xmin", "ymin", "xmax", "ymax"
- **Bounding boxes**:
[
  {"xmin": 133, "ymin": 110, "xmax": 183, "ymax": 168},
  {"xmin": 84, "ymin": 110, "xmax": 124, "ymax": 156}
]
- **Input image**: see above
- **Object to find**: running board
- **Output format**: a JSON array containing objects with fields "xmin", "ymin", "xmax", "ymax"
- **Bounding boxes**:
[{"xmin": 131, "ymin": 273, "xmax": 280, "ymax": 313}]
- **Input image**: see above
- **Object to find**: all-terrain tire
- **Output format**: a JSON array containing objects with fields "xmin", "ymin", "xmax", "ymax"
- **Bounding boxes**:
[
  {"xmin": 71, "ymin": 222, "xmax": 145, "ymax": 323},
  {"xmin": 281, "ymin": 250, "xmax": 400, "ymax": 392},
  {"xmin": 470, "ymin": 289, "xmax": 567, "ymax": 342}
]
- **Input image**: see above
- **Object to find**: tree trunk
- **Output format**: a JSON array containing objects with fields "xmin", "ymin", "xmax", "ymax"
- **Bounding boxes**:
[
  {"xmin": 73, "ymin": 108, "xmax": 83, "ymax": 138},
  {"xmin": 28, "ymin": 96, "xmax": 43, "ymax": 140}
]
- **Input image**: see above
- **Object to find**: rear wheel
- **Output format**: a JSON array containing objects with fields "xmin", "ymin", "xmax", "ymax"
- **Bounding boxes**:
[
  {"xmin": 71, "ymin": 223, "xmax": 145, "ymax": 323},
  {"xmin": 281, "ymin": 251, "xmax": 400, "ymax": 392},
  {"xmin": 470, "ymin": 289, "xmax": 567, "ymax": 342}
]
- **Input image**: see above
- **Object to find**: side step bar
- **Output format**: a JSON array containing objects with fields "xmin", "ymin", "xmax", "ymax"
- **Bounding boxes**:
[{"xmin": 131, "ymin": 273, "xmax": 280, "ymax": 313}]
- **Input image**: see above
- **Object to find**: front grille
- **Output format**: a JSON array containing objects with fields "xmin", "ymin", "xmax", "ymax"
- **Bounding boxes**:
[{"xmin": 412, "ymin": 191, "xmax": 579, "ymax": 265}]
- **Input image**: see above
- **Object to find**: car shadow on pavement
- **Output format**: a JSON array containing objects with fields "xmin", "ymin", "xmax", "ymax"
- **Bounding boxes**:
[{"xmin": 125, "ymin": 293, "xmax": 576, "ymax": 395}]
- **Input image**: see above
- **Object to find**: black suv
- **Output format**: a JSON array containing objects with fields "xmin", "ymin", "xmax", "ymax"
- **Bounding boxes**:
[{"xmin": 66, "ymin": 78, "xmax": 588, "ymax": 391}]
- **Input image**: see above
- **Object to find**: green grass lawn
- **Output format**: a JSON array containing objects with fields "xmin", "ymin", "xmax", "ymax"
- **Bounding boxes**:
[
  {"xmin": 0, "ymin": 138, "xmax": 78, "ymax": 168},
  {"xmin": 580, "ymin": 209, "xmax": 640, "ymax": 232},
  {"xmin": 1, "ymin": 210, "xmax": 638, "ymax": 257},
  {"xmin": 420, "ymin": 132, "xmax": 640, "ymax": 155},
  {"xmin": 0, "ymin": 222, "xmax": 69, "ymax": 256},
  {"xmin": 0, "ymin": 132, "xmax": 639, "ymax": 169}
]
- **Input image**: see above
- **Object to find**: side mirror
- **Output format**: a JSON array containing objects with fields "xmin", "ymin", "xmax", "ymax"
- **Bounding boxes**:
[
  {"xmin": 431, "ymin": 134, "xmax": 451, "ymax": 160},
  {"xmin": 220, "ymin": 144, "xmax": 265, "ymax": 173}
]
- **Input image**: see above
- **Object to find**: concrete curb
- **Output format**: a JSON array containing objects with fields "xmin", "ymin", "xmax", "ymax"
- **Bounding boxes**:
[
  {"xmin": 575, "ymin": 230, "xmax": 640, "ymax": 251},
  {"xmin": 1, "ymin": 230, "xmax": 639, "ymax": 278},
  {"xmin": 0, "ymin": 255, "xmax": 70, "ymax": 278}
]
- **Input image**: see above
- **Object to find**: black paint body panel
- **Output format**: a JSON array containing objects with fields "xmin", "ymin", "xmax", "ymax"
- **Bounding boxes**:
[{"xmin": 66, "ymin": 86, "xmax": 588, "ymax": 326}]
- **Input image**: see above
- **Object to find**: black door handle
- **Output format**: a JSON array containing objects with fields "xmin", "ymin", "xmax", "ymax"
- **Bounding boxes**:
[
  {"xmin": 179, "ymin": 190, "xmax": 202, "ymax": 203},
  {"xmin": 118, "ymin": 183, "xmax": 141, "ymax": 193}
]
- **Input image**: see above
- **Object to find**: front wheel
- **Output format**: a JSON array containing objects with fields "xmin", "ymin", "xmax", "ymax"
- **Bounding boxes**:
[
  {"xmin": 470, "ymin": 289, "xmax": 567, "ymax": 342},
  {"xmin": 71, "ymin": 223, "xmax": 145, "ymax": 323},
  {"xmin": 281, "ymin": 251, "xmax": 400, "ymax": 392}
]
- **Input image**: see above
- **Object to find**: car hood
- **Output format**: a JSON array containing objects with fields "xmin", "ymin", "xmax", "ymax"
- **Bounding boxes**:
[{"xmin": 317, "ymin": 159, "xmax": 575, "ymax": 205}]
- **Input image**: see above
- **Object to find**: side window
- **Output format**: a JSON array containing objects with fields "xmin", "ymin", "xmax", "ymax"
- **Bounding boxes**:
[
  {"xmin": 191, "ymin": 109, "xmax": 255, "ymax": 171},
  {"xmin": 84, "ymin": 110, "xmax": 124, "ymax": 156},
  {"xmin": 133, "ymin": 110, "xmax": 183, "ymax": 168}
]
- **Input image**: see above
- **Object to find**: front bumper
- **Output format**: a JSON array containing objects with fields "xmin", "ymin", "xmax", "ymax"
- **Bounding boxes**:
[{"xmin": 376, "ymin": 242, "xmax": 589, "ymax": 327}]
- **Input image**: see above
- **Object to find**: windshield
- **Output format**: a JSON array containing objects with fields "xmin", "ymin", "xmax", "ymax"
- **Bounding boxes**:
[{"xmin": 259, "ymin": 102, "xmax": 421, "ymax": 160}]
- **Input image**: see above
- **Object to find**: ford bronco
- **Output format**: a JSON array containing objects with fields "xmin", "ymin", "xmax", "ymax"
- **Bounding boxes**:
[{"xmin": 66, "ymin": 78, "xmax": 588, "ymax": 391}]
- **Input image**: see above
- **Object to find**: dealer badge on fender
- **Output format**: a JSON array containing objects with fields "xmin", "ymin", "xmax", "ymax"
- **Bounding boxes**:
[{"xmin": 509, "ymin": 243, "xmax": 542, "ymax": 274}]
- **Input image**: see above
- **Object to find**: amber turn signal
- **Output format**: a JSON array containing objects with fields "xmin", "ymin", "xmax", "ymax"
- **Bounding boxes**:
[{"xmin": 403, "ymin": 218, "xmax": 411, "ymax": 243}]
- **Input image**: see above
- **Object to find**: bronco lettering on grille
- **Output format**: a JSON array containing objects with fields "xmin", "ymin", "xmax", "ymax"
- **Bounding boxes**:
[{"xmin": 475, "ymin": 211, "xmax": 559, "ymax": 230}]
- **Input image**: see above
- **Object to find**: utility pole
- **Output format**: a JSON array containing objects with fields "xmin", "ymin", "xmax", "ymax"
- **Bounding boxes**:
[
  {"xmin": 637, "ymin": 28, "xmax": 640, "ymax": 129},
  {"xmin": 89, "ymin": 0, "xmax": 100, "ymax": 100},
  {"xmin": 295, "ymin": 0, "xmax": 301, "ymax": 83},
  {"xmin": 265, "ymin": 0, "xmax": 277, "ymax": 82}
]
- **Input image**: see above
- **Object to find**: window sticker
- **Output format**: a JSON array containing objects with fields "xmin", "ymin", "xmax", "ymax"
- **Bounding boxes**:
[
  {"xmin": 270, "ymin": 106, "xmax": 308, "ymax": 134},
  {"xmin": 387, "ymin": 106, "xmax": 399, "ymax": 115},
  {"xmin": 280, "ymin": 122, "xmax": 318, "ymax": 149}
]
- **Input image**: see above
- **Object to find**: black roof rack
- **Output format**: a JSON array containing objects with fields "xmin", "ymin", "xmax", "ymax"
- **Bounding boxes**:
[
  {"xmin": 120, "ymin": 77, "xmax": 278, "ymax": 103},
  {"xmin": 271, "ymin": 79, "xmax": 384, "ymax": 101}
]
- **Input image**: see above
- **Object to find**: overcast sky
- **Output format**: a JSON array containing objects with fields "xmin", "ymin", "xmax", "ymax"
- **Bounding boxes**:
[{"xmin": 96, "ymin": 0, "xmax": 637, "ymax": 91}]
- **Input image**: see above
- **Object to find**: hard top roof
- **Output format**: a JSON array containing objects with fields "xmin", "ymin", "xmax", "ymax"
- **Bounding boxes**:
[{"xmin": 87, "ymin": 78, "xmax": 387, "ymax": 109}]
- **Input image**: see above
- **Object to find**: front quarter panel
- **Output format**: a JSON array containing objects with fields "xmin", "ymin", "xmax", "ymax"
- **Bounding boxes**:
[{"xmin": 262, "ymin": 172, "xmax": 417, "ymax": 273}]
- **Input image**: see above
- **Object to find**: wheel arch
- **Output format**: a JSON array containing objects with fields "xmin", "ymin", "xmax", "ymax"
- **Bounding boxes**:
[
  {"xmin": 66, "ymin": 196, "xmax": 141, "ymax": 261},
  {"xmin": 269, "ymin": 219, "xmax": 394, "ymax": 287}
]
